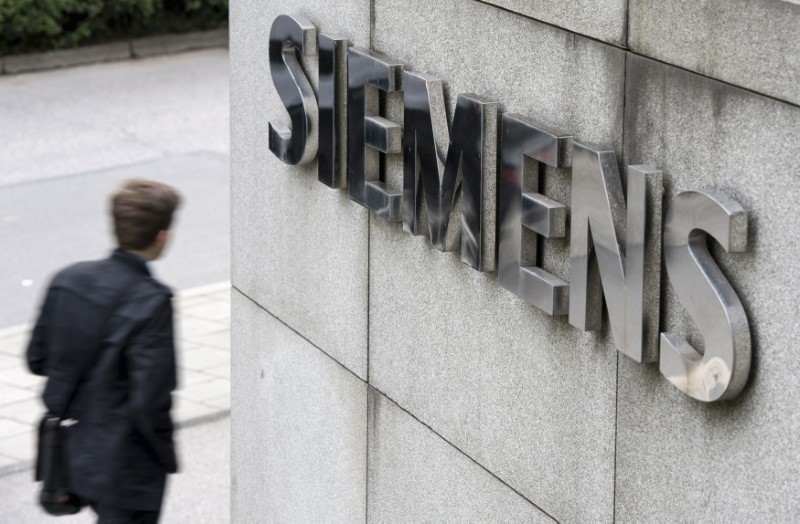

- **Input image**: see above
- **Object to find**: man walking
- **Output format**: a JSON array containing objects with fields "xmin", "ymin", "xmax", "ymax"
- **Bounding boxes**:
[{"xmin": 27, "ymin": 179, "xmax": 181, "ymax": 523}]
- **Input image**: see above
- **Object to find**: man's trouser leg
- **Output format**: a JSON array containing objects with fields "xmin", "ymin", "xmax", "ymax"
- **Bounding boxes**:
[{"xmin": 92, "ymin": 503, "xmax": 161, "ymax": 524}]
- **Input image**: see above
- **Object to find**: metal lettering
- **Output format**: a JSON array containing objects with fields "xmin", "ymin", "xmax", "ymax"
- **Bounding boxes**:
[
  {"xmin": 660, "ymin": 190, "xmax": 751, "ymax": 402},
  {"xmin": 498, "ymin": 114, "xmax": 571, "ymax": 315},
  {"xmin": 568, "ymin": 143, "xmax": 662, "ymax": 363},
  {"xmin": 402, "ymin": 71, "xmax": 498, "ymax": 271},
  {"xmin": 268, "ymin": 15, "xmax": 318, "ymax": 165},
  {"xmin": 264, "ymin": 14, "xmax": 755, "ymax": 404},
  {"xmin": 318, "ymin": 34, "xmax": 349, "ymax": 187},
  {"xmin": 347, "ymin": 47, "xmax": 404, "ymax": 220}
]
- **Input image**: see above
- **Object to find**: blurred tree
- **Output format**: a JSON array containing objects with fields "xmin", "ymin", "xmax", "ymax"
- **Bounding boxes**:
[{"xmin": 0, "ymin": 0, "xmax": 228, "ymax": 55}]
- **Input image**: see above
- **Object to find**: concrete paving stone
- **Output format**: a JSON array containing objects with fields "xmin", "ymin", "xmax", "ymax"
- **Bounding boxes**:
[
  {"xmin": 161, "ymin": 416, "xmax": 231, "ymax": 523},
  {"xmin": 0, "ymin": 383, "xmax": 36, "ymax": 405},
  {"xmin": 230, "ymin": 0, "xmax": 370, "ymax": 381},
  {"xmin": 0, "ymin": 334, "xmax": 27, "ymax": 357},
  {"xmin": 176, "ymin": 316, "xmax": 228, "ymax": 340},
  {"xmin": 480, "ymin": 0, "xmax": 627, "ymax": 46},
  {"xmin": 204, "ymin": 288, "xmax": 231, "ymax": 302},
  {"xmin": 629, "ymin": 0, "xmax": 800, "ymax": 105},
  {"xmin": 204, "ymin": 364, "xmax": 230, "ymax": 380},
  {"xmin": 204, "ymin": 394, "xmax": 230, "ymax": 410},
  {"xmin": 174, "ymin": 295, "xmax": 214, "ymax": 311},
  {"xmin": 0, "ymin": 453, "xmax": 18, "ymax": 469},
  {"xmin": 190, "ymin": 330, "xmax": 230, "ymax": 352},
  {"xmin": 0, "ymin": 366, "xmax": 44, "ymax": 391},
  {"xmin": 0, "ymin": 431, "xmax": 35, "ymax": 462},
  {"xmin": 181, "ymin": 347, "xmax": 230, "ymax": 372},
  {"xmin": 368, "ymin": 389, "xmax": 552, "ymax": 522},
  {"xmin": 0, "ymin": 417, "xmax": 230, "ymax": 524},
  {"xmin": 173, "ymin": 396, "xmax": 220, "ymax": 425},
  {"xmin": 3, "ymin": 42, "xmax": 131, "ymax": 75},
  {"xmin": 0, "ymin": 354, "xmax": 20, "ymax": 371},
  {"xmin": 231, "ymin": 289, "xmax": 367, "ymax": 522},
  {"xmin": 176, "ymin": 280, "xmax": 231, "ymax": 297},
  {"xmin": 182, "ymin": 300, "xmax": 230, "ymax": 322},
  {"xmin": 367, "ymin": 0, "xmax": 624, "ymax": 521},
  {"xmin": 0, "ymin": 418, "xmax": 31, "ymax": 439},
  {"xmin": 0, "ymin": 325, "xmax": 31, "ymax": 337},
  {"xmin": 175, "ymin": 378, "xmax": 229, "ymax": 404},
  {"xmin": 131, "ymin": 29, "xmax": 229, "ymax": 58},
  {"xmin": 0, "ymin": 398, "xmax": 45, "ymax": 426},
  {"xmin": 616, "ymin": 54, "xmax": 800, "ymax": 521},
  {"xmin": 177, "ymin": 342, "xmax": 205, "ymax": 353},
  {"xmin": 177, "ymin": 367, "xmax": 217, "ymax": 389}
]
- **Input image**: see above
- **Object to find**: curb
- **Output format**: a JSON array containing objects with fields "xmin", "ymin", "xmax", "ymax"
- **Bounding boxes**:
[
  {"xmin": 132, "ymin": 29, "xmax": 229, "ymax": 58},
  {"xmin": 1, "ymin": 28, "xmax": 228, "ymax": 76},
  {"xmin": 177, "ymin": 281, "xmax": 231, "ymax": 299},
  {"xmin": 0, "ymin": 410, "xmax": 231, "ymax": 478},
  {"xmin": 0, "ymin": 324, "xmax": 31, "ymax": 339}
]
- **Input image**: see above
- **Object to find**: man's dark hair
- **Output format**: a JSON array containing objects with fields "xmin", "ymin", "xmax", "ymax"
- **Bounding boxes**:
[{"xmin": 112, "ymin": 179, "xmax": 181, "ymax": 250}]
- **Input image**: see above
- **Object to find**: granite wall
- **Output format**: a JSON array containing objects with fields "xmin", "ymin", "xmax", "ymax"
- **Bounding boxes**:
[{"xmin": 231, "ymin": 0, "xmax": 800, "ymax": 521}]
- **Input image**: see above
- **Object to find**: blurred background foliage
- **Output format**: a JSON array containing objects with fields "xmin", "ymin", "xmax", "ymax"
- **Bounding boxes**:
[{"xmin": 0, "ymin": 0, "xmax": 228, "ymax": 55}]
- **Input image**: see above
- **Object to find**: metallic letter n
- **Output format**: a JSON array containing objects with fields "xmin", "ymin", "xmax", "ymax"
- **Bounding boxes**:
[{"xmin": 568, "ymin": 143, "xmax": 663, "ymax": 363}]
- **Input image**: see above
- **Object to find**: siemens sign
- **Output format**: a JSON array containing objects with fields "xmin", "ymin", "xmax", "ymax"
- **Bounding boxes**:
[{"xmin": 266, "ymin": 14, "xmax": 752, "ymax": 403}]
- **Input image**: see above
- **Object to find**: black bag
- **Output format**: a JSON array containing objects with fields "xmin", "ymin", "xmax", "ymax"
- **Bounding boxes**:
[
  {"xmin": 36, "ymin": 415, "xmax": 83, "ymax": 515},
  {"xmin": 33, "ymin": 289, "xmax": 128, "ymax": 516}
]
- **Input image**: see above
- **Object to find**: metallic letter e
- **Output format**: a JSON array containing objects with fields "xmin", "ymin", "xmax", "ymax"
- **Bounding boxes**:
[{"xmin": 498, "ymin": 115, "xmax": 571, "ymax": 316}]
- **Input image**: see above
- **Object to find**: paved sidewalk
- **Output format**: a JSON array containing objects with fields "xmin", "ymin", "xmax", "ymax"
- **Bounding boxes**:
[{"xmin": 0, "ymin": 281, "xmax": 231, "ymax": 475}]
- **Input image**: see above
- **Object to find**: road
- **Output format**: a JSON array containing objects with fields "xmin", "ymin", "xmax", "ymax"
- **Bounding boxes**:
[{"xmin": 0, "ymin": 49, "xmax": 230, "ymax": 329}]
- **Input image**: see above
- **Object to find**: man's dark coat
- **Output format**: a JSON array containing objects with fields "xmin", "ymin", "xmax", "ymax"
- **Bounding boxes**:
[{"xmin": 27, "ymin": 250, "xmax": 178, "ymax": 512}]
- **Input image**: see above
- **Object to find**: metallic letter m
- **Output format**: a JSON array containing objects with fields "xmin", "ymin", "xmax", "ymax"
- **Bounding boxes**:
[{"xmin": 402, "ymin": 71, "xmax": 498, "ymax": 272}]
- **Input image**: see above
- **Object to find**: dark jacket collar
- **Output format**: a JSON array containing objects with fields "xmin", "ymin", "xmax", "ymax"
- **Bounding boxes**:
[{"xmin": 112, "ymin": 249, "xmax": 151, "ymax": 276}]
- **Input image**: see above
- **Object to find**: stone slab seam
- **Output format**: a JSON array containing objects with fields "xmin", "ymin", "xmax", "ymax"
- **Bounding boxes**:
[
  {"xmin": 473, "ymin": 0, "xmax": 628, "ymax": 50},
  {"xmin": 0, "ymin": 411, "xmax": 230, "ymax": 478},
  {"xmin": 623, "ymin": 50, "xmax": 800, "ymax": 110},
  {"xmin": 234, "ymin": 286, "xmax": 557, "ymax": 521},
  {"xmin": 234, "ymin": 286, "xmax": 365, "ymax": 383},
  {"xmin": 470, "ymin": 1, "xmax": 799, "ymax": 109},
  {"xmin": 368, "ymin": 386, "xmax": 558, "ymax": 522},
  {"xmin": 1, "ymin": 29, "xmax": 228, "ymax": 76},
  {"xmin": 612, "ymin": 51, "xmax": 629, "ymax": 522},
  {"xmin": 366, "ymin": 214, "xmax": 372, "ymax": 524}
]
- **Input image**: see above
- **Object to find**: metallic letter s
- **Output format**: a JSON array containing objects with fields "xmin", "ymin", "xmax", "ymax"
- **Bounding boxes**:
[
  {"xmin": 660, "ymin": 190, "xmax": 751, "ymax": 402},
  {"xmin": 268, "ymin": 15, "xmax": 319, "ymax": 165}
]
